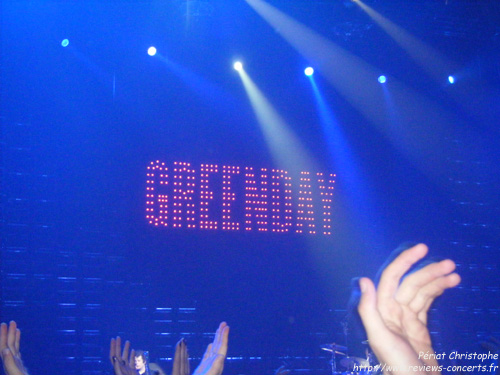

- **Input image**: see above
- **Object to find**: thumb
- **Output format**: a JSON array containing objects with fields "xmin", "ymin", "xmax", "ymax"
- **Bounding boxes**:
[
  {"xmin": 357, "ymin": 278, "xmax": 377, "ymax": 317},
  {"xmin": 358, "ymin": 277, "xmax": 405, "ymax": 363},
  {"xmin": 357, "ymin": 277, "xmax": 385, "ymax": 338}
]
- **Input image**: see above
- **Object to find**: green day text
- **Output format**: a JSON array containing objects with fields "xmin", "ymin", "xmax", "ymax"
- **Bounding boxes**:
[{"xmin": 146, "ymin": 161, "xmax": 336, "ymax": 235}]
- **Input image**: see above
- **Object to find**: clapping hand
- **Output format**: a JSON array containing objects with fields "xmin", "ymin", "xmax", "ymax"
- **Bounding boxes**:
[
  {"xmin": 110, "ymin": 336, "xmax": 137, "ymax": 375},
  {"xmin": 0, "ymin": 321, "xmax": 28, "ymax": 375},
  {"xmin": 172, "ymin": 338, "xmax": 190, "ymax": 375},
  {"xmin": 193, "ymin": 322, "xmax": 229, "ymax": 375},
  {"xmin": 358, "ymin": 244, "xmax": 460, "ymax": 375}
]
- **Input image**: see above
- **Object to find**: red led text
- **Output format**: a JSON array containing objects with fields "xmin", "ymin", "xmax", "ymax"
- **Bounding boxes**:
[{"xmin": 146, "ymin": 161, "xmax": 335, "ymax": 235}]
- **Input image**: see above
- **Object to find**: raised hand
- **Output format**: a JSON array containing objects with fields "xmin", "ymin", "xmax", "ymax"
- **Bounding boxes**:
[
  {"xmin": 0, "ymin": 321, "xmax": 28, "ymax": 375},
  {"xmin": 193, "ymin": 322, "xmax": 230, "ymax": 375},
  {"xmin": 358, "ymin": 244, "xmax": 460, "ymax": 375},
  {"xmin": 172, "ymin": 338, "xmax": 190, "ymax": 375},
  {"xmin": 109, "ymin": 336, "xmax": 137, "ymax": 375}
]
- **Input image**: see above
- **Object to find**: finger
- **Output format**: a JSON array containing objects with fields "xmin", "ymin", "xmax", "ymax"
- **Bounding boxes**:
[
  {"xmin": 129, "ymin": 349, "xmax": 136, "ymax": 368},
  {"xmin": 0, "ymin": 323, "xmax": 8, "ymax": 352},
  {"xmin": 213, "ymin": 322, "xmax": 227, "ymax": 353},
  {"xmin": 218, "ymin": 325, "xmax": 229, "ymax": 356},
  {"xmin": 116, "ymin": 337, "xmax": 122, "ymax": 359},
  {"xmin": 358, "ymin": 278, "xmax": 383, "ymax": 336},
  {"xmin": 203, "ymin": 343, "xmax": 213, "ymax": 361},
  {"xmin": 181, "ymin": 341, "xmax": 188, "ymax": 374},
  {"xmin": 179, "ymin": 351, "xmax": 185, "ymax": 375},
  {"xmin": 14, "ymin": 328, "xmax": 20, "ymax": 355},
  {"xmin": 358, "ymin": 278, "xmax": 398, "ymax": 352},
  {"xmin": 7, "ymin": 321, "xmax": 18, "ymax": 353},
  {"xmin": 181, "ymin": 340, "xmax": 190, "ymax": 375},
  {"xmin": 173, "ymin": 340, "xmax": 181, "ymax": 375},
  {"xmin": 212, "ymin": 324, "xmax": 222, "ymax": 353},
  {"xmin": 378, "ymin": 244, "xmax": 428, "ymax": 302},
  {"xmin": 180, "ymin": 349, "xmax": 186, "ymax": 375},
  {"xmin": 410, "ymin": 273, "xmax": 461, "ymax": 321},
  {"xmin": 396, "ymin": 259, "xmax": 457, "ymax": 305},
  {"xmin": 110, "ymin": 338, "xmax": 116, "ymax": 365},
  {"xmin": 122, "ymin": 340, "xmax": 130, "ymax": 362}
]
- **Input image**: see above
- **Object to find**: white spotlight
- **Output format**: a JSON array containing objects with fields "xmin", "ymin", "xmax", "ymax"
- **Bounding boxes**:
[
  {"xmin": 304, "ymin": 67, "xmax": 314, "ymax": 76},
  {"xmin": 448, "ymin": 75, "xmax": 455, "ymax": 84},
  {"xmin": 148, "ymin": 46, "xmax": 157, "ymax": 56},
  {"xmin": 234, "ymin": 61, "xmax": 243, "ymax": 71},
  {"xmin": 378, "ymin": 75, "xmax": 387, "ymax": 83}
]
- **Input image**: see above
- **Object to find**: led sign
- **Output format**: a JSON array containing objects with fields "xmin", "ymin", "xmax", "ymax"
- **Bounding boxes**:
[{"xmin": 146, "ymin": 161, "xmax": 335, "ymax": 235}]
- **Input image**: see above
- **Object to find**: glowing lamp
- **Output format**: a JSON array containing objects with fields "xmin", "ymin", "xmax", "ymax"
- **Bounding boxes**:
[{"xmin": 148, "ymin": 46, "xmax": 157, "ymax": 56}]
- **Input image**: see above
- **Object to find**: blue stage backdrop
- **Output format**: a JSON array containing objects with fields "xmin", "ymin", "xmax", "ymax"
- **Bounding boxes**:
[{"xmin": 1, "ymin": 1, "xmax": 499, "ymax": 375}]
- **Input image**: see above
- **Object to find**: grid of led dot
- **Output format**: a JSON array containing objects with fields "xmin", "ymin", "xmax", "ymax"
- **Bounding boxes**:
[
  {"xmin": 146, "ymin": 160, "xmax": 168, "ymax": 226},
  {"xmin": 270, "ymin": 169, "xmax": 292, "ymax": 233},
  {"xmin": 244, "ymin": 167, "xmax": 269, "ymax": 232},
  {"xmin": 222, "ymin": 165, "xmax": 240, "ymax": 231},
  {"xmin": 200, "ymin": 164, "xmax": 219, "ymax": 230},
  {"xmin": 172, "ymin": 162, "xmax": 196, "ymax": 228},
  {"xmin": 317, "ymin": 172, "xmax": 335, "ymax": 235},
  {"xmin": 297, "ymin": 171, "xmax": 316, "ymax": 234},
  {"xmin": 146, "ymin": 161, "xmax": 336, "ymax": 235}
]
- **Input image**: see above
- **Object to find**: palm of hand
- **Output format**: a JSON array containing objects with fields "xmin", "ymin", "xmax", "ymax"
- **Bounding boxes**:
[
  {"xmin": 2, "ymin": 354, "xmax": 26, "ymax": 375},
  {"xmin": 109, "ymin": 337, "xmax": 137, "ymax": 375},
  {"xmin": 193, "ymin": 322, "xmax": 229, "ymax": 375},
  {"xmin": 0, "ymin": 321, "xmax": 28, "ymax": 375},
  {"xmin": 193, "ymin": 350, "xmax": 225, "ymax": 375},
  {"xmin": 381, "ymin": 298, "xmax": 432, "ymax": 350},
  {"xmin": 358, "ymin": 244, "xmax": 461, "ymax": 374},
  {"xmin": 113, "ymin": 359, "xmax": 137, "ymax": 375}
]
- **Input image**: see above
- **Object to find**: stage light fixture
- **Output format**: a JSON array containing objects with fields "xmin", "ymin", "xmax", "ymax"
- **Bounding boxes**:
[
  {"xmin": 148, "ymin": 46, "xmax": 157, "ymax": 56},
  {"xmin": 378, "ymin": 75, "xmax": 387, "ymax": 83},
  {"xmin": 304, "ymin": 67, "xmax": 314, "ymax": 76},
  {"xmin": 234, "ymin": 61, "xmax": 243, "ymax": 71},
  {"xmin": 61, "ymin": 39, "xmax": 69, "ymax": 47},
  {"xmin": 448, "ymin": 75, "xmax": 455, "ymax": 84}
]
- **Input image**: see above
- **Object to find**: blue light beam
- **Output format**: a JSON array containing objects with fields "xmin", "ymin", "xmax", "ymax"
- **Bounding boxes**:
[{"xmin": 237, "ymin": 67, "xmax": 318, "ymax": 174}]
